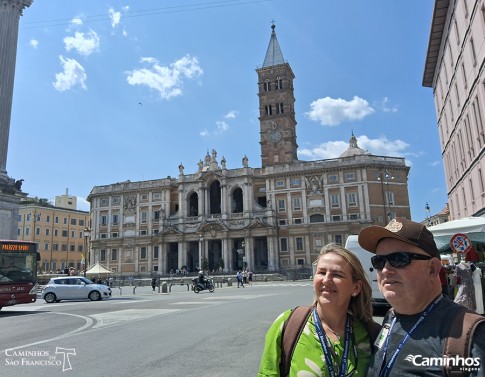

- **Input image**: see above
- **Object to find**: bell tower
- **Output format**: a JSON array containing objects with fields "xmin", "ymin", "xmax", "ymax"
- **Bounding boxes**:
[{"xmin": 256, "ymin": 24, "xmax": 298, "ymax": 168}]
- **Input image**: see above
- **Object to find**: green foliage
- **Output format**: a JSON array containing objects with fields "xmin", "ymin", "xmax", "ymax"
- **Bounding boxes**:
[{"xmin": 202, "ymin": 258, "xmax": 209, "ymax": 271}]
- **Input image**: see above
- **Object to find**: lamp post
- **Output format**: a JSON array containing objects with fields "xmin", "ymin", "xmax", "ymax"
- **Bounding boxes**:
[
  {"xmin": 241, "ymin": 240, "xmax": 246, "ymax": 269},
  {"xmin": 83, "ymin": 228, "xmax": 91, "ymax": 277},
  {"xmin": 425, "ymin": 202, "xmax": 431, "ymax": 226},
  {"xmin": 198, "ymin": 233, "xmax": 203, "ymax": 272},
  {"xmin": 378, "ymin": 169, "xmax": 394, "ymax": 222}
]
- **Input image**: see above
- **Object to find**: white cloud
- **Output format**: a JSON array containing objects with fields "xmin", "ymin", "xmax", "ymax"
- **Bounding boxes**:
[
  {"xmin": 30, "ymin": 39, "xmax": 39, "ymax": 49},
  {"xmin": 64, "ymin": 29, "xmax": 100, "ymax": 57},
  {"xmin": 298, "ymin": 135, "xmax": 409, "ymax": 160},
  {"xmin": 374, "ymin": 97, "xmax": 398, "ymax": 113},
  {"xmin": 200, "ymin": 129, "xmax": 210, "ymax": 137},
  {"xmin": 214, "ymin": 121, "xmax": 229, "ymax": 134},
  {"xmin": 53, "ymin": 56, "xmax": 87, "ymax": 92},
  {"xmin": 224, "ymin": 110, "xmax": 238, "ymax": 119},
  {"xmin": 77, "ymin": 197, "xmax": 90, "ymax": 211},
  {"xmin": 305, "ymin": 96, "xmax": 374, "ymax": 126},
  {"xmin": 71, "ymin": 17, "xmax": 83, "ymax": 26},
  {"xmin": 126, "ymin": 54, "xmax": 203, "ymax": 99},
  {"xmin": 299, "ymin": 140, "xmax": 349, "ymax": 159},
  {"xmin": 108, "ymin": 7, "xmax": 121, "ymax": 28},
  {"xmin": 427, "ymin": 160, "xmax": 441, "ymax": 167}
]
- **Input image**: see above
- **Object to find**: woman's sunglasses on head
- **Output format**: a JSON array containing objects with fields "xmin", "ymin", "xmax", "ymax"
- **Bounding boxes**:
[{"xmin": 371, "ymin": 252, "xmax": 432, "ymax": 270}]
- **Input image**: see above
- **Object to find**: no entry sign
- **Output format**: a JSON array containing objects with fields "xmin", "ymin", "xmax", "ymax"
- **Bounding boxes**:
[{"xmin": 450, "ymin": 233, "xmax": 472, "ymax": 254}]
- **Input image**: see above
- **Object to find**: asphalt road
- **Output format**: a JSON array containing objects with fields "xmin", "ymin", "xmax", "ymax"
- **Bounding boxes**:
[{"xmin": 0, "ymin": 282, "xmax": 384, "ymax": 377}]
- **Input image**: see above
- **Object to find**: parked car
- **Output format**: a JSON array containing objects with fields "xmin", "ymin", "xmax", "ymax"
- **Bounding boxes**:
[{"xmin": 42, "ymin": 276, "xmax": 111, "ymax": 303}]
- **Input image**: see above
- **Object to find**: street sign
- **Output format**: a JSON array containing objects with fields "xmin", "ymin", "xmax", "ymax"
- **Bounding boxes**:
[{"xmin": 450, "ymin": 233, "xmax": 472, "ymax": 254}]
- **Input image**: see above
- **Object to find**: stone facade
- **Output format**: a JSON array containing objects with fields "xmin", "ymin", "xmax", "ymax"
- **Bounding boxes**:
[
  {"xmin": 423, "ymin": 0, "xmax": 485, "ymax": 219},
  {"xmin": 87, "ymin": 26, "xmax": 411, "ymax": 274},
  {"xmin": 17, "ymin": 198, "xmax": 89, "ymax": 273}
]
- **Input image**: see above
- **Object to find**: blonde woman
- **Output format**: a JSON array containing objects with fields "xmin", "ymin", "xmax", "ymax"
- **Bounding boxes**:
[{"xmin": 258, "ymin": 244, "xmax": 380, "ymax": 377}]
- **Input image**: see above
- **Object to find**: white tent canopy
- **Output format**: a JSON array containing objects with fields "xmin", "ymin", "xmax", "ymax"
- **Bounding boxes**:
[
  {"xmin": 428, "ymin": 216, "xmax": 485, "ymax": 251},
  {"xmin": 85, "ymin": 263, "xmax": 114, "ymax": 275}
]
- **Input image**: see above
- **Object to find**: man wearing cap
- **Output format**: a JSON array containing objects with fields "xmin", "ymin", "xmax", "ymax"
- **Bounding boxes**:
[{"xmin": 358, "ymin": 218, "xmax": 485, "ymax": 377}]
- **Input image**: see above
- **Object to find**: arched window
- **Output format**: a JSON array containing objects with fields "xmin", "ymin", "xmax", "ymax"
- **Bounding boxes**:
[
  {"xmin": 209, "ymin": 181, "xmax": 221, "ymax": 214},
  {"xmin": 232, "ymin": 187, "xmax": 243, "ymax": 213},
  {"xmin": 188, "ymin": 192, "xmax": 198, "ymax": 216}
]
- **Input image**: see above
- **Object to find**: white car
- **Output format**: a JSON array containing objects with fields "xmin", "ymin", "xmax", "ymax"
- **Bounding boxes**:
[{"xmin": 42, "ymin": 276, "xmax": 112, "ymax": 303}]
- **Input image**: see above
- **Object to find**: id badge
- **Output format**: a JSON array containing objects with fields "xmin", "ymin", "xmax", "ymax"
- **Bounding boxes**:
[{"xmin": 375, "ymin": 324, "xmax": 390, "ymax": 349}]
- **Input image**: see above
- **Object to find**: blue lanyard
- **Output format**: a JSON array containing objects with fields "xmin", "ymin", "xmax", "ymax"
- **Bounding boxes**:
[
  {"xmin": 312, "ymin": 308, "xmax": 357, "ymax": 377},
  {"xmin": 378, "ymin": 295, "xmax": 442, "ymax": 377}
]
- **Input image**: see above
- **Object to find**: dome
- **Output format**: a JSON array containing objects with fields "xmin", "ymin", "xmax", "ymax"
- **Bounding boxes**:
[{"xmin": 340, "ymin": 133, "xmax": 370, "ymax": 158}]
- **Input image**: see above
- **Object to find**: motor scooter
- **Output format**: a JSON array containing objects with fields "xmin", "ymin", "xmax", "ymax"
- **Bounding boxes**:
[{"xmin": 191, "ymin": 277, "xmax": 215, "ymax": 293}]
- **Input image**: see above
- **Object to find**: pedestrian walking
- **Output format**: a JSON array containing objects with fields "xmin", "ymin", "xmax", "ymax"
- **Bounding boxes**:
[{"xmin": 237, "ymin": 270, "xmax": 244, "ymax": 288}]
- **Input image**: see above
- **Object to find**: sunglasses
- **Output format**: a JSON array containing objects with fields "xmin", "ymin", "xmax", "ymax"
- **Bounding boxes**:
[{"xmin": 371, "ymin": 252, "xmax": 433, "ymax": 270}]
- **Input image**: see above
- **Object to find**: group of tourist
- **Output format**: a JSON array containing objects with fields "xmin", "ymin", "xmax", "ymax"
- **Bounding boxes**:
[{"xmin": 258, "ymin": 218, "xmax": 485, "ymax": 377}]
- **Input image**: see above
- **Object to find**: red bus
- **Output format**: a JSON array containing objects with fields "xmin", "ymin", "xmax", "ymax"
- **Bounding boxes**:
[{"xmin": 0, "ymin": 240, "xmax": 40, "ymax": 310}]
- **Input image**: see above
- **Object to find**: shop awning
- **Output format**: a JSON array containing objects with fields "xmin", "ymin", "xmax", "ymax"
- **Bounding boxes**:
[{"xmin": 428, "ymin": 216, "xmax": 485, "ymax": 252}]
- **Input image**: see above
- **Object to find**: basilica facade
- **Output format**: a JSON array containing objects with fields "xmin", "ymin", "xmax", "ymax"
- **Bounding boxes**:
[{"xmin": 87, "ymin": 26, "xmax": 411, "ymax": 274}]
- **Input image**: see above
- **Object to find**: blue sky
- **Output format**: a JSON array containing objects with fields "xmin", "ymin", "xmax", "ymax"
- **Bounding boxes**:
[{"xmin": 8, "ymin": 0, "xmax": 444, "ymax": 222}]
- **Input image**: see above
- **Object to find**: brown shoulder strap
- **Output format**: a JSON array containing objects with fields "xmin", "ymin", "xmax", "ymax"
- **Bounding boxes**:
[
  {"xmin": 279, "ymin": 306, "xmax": 313, "ymax": 377},
  {"xmin": 365, "ymin": 320, "xmax": 382, "ymax": 349},
  {"xmin": 443, "ymin": 308, "xmax": 485, "ymax": 377}
]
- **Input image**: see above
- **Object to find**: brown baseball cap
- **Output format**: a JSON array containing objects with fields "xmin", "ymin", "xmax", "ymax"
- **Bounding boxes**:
[{"xmin": 358, "ymin": 217, "xmax": 440, "ymax": 259}]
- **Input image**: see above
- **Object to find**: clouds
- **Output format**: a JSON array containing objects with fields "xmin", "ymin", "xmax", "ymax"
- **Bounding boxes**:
[
  {"xmin": 109, "ymin": 7, "xmax": 122, "ymax": 28},
  {"xmin": 306, "ymin": 96, "xmax": 375, "ymax": 126},
  {"xmin": 53, "ymin": 20, "xmax": 99, "ymax": 91},
  {"xmin": 126, "ymin": 55, "xmax": 203, "ymax": 99},
  {"xmin": 63, "ymin": 29, "xmax": 100, "ymax": 56},
  {"xmin": 299, "ymin": 135, "xmax": 410, "ymax": 160},
  {"xmin": 51, "ymin": 6, "xmax": 203, "ymax": 98},
  {"xmin": 53, "ymin": 56, "xmax": 87, "ymax": 91},
  {"xmin": 200, "ymin": 110, "xmax": 238, "ymax": 137}
]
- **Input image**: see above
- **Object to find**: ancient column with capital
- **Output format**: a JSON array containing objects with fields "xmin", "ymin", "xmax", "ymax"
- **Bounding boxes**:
[{"xmin": 0, "ymin": 0, "xmax": 32, "ymax": 178}]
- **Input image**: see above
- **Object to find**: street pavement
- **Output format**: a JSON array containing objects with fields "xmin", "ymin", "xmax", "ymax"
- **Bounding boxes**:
[{"xmin": 1, "ymin": 281, "xmax": 384, "ymax": 377}]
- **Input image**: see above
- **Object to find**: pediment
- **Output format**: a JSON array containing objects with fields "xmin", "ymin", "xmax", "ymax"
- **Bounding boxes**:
[
  {"xmin": 198, "ymin": 170, "xmax": 223, "ymax": 183},
  {"xmin": 159, "ymin": 223, "xmax": 183, "ymax": 235},
  {"xmin": 197, "ymin": 221, "xmax": 228, "ymax": 236},
  {"xmin": 246, "ymin": 216, "xmax": 272, "ymax": 229}
]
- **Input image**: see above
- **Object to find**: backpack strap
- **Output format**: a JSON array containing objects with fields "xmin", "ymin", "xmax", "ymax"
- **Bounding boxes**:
[
  {"xmin": 279, "ymin": 306, "xmax": 382, "ymax": 377},
  {"xmin": 364, "ymin": 320, "xmax": 382, "ymax": 351},
  {"xmin": 443, "ymin": 307, "xmax": 485, "ymax": 377},
  {"xmin": 279, "ymin": 305, "xmax": 313, "ymax": 377}
]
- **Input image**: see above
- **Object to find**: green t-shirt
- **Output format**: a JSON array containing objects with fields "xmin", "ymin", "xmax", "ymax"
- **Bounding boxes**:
[{"xmin": 258, "ymin": 308, "xmax": 373, "ymax": 377}]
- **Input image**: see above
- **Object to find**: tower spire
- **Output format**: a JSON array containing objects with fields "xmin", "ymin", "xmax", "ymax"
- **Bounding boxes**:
[{"xmin": 262, "ymin": 23, "xmax": 285, "ymax": 67}]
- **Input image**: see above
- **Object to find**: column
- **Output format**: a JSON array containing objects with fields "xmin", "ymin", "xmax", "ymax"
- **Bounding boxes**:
[
  {"xmin": 267, "ymin": 235, "xmax": 277, "ymax": 271},
  {"xmin": 0, "ymin": 0, "xmax": 33, "ymax": 177},
  {"xmin": 198, "ymin": 186, "xmax": 205, "ymax": 216},
  {"xmin": 222, "ymin": 237, "xmax": 230, "ymax": 273},
  {"xmin": 178, "ymin": 241, "xmax": 186, "ymax": 270}
]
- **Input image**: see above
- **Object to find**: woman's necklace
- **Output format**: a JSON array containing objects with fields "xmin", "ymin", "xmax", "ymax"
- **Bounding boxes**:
[{"xmin": 323, "ymin": 321, "xmax": 345, "ymax": 341}]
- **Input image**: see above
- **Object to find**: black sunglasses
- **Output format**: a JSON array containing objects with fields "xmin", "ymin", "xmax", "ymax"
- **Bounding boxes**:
[{"xmin": 371, "ymin": 252, "xmax": 433, "ymax": 270}]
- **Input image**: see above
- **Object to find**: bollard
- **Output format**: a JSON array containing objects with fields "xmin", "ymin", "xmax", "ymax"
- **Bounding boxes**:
[
  {"xmin": 133, "ymin": 286, "xmax": 136, "ymax": 294},
  {"xmin": 119, "ymin": 287, "xmax": 122, "ymax": 296},
  {"xmin": 161, "ymin": 282, "xmax": 168, "ymax": 293},
  {"xmin": 227, "ymin": 278, "xmax": 232, "ymax": 287},
  {"xmin": 264, "ymin": 276, "xmax": 268, "ymax": 282}
]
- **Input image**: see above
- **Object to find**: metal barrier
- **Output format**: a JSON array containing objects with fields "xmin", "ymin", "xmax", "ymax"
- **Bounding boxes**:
[{"xmin": 168, "ymin": 280, "xmax": 191, "ymax": 292}]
